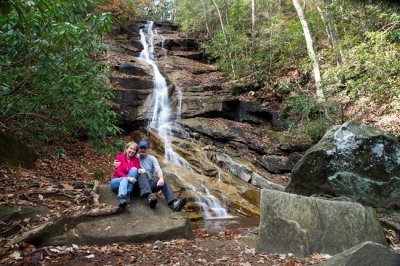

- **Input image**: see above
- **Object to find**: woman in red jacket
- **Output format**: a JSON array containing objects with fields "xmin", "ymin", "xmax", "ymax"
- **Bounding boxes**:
[{"xmin": 110, "ymin": 141, "xmax": 140, "ymax": 207}]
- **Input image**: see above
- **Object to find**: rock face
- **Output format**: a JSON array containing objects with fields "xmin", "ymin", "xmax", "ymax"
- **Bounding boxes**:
[
  {"xmin": 210, "ymin": 152, "xmax": 284, "ymax": 191},
  {"xmin": 286, "ymin": 121, "xmax": 400, "ymax": 211},
  {"xmin": 0, "ymin": 131, "xmax": 37, "ymax": 168},
  {"xmin": 43, "ymin": 185, "xmax": 192, "ymax": 246},
  {"xmin": 0, "ymin": 205, "xmax": 50, "ymax": 238},
  {"xmin": 256, "ymin": 189, "xmax": 387, "ymax": 257},
  {"xmin": 319, "ymin": 241, "xmax": 400, "ymax": 266},
  {"xmin": 107, "ymin": 21, "xmax": 305, "ymax": 217}
]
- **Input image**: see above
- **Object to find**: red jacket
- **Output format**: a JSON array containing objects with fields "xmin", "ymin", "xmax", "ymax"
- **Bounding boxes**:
[{"xmin": 111, "ymin": 153, "xmax": 140, "ymax": 179}]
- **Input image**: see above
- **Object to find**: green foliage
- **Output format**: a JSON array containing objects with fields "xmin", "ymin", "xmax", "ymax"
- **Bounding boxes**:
[
  {"xmin": 206, "ymin": 25, "xmax": 253, "ymax": 78},
  {"xmin": 284, "ymin": 92, "xmax": 323, "ymax": 121},
  {"xmin": 324, "ymin": 31, "xmax": 400, "ymax": 110},
  {"xmin": 283, "ymin": 91, "xmax": 336, "ymax": 142},
  {"xmin": 97, "ymin": 138, "xmax": 126, "ymax": 155},
  {"xmin": 0, "ymin": 0, "xmax": 121, "ymax": 142}
]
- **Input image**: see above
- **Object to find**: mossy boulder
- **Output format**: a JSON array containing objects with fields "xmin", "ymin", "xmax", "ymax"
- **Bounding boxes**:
[{"xmin": 286, "ymin": 121, "xmax": 400, "ymax": 211}]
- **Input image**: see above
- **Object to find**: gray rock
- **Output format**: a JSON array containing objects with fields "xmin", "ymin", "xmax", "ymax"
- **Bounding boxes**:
[
  {"xmin": 237, "ymin": 165, "xmax": 253, "ymax": 183},
  {"xmin": 0, "ymin": 205, "xmax": 50, "ymax": 224},
  {"xmin": 256, "ymin": 189, "xmax": 387, "ymax": 257},
  {"xmin": 211, "ymin": 152, "xmax": 284, "ymax": 189},
  {"xmin": 261, "ymin": 153, "xmax": 303, "ymax": 174},
  {"xmin": 261, "ymin": 155, "xmax": 292, "ymax": 173},
  {"xmin": 286, "ymin": 121, "xmax": 400, "ymax": 211},
  {"xmin": 117, "ymin": 62, "xmax": 148, "ymax": 76},
  {"xmin": 162, "ymin": 38, "xmax": 199, "ymax": 51},
  {"xmin": 319, "ymin": 241, "xmax": 400, "ymax": 266},
  {"xmin": 44, "ymin": 185, "xmax": 192, "ymax": 246},
  {"xmin": 179, "ymin": 118, "xmax": 278, "ymax": 155},
  {"xmin": 251, "ymin": 173, "xmax": 284, "ymax": 191}
]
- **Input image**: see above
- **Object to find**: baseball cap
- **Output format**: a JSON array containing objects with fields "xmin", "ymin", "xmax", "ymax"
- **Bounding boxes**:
[{"xmin": 138, "ymin": 140, "xmax": 150, "ymax": 148}]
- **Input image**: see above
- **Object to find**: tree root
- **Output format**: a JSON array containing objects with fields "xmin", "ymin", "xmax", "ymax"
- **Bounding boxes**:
[
  {"xmin": 6, "ymin": 203, "xmax": 121, "ymax": 247},
  {"xmin": 379, "ymin": 216, "xmax": 400, "ymax": 233},
  {"xmin": 6, "ymin": 181, "xmax": 118, "ymax": 247}
]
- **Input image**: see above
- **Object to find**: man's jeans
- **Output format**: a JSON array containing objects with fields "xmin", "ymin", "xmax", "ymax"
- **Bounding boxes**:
[
  {"xmin": 137, "ymin": 173, "xmax": 176, "ymax": 204},
  {"xmin": 110, "ymin": 167, "xmax": 138, "ymax": 197}
]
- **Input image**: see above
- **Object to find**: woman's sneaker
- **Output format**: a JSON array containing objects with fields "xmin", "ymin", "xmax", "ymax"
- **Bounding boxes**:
[
  {"xmin": 148, "ymin": 193, "xmax": 157, "ymax": 208},
  {"xmin": 118, "ymin": 196, "xmax": 128, "ymax": 208},
  {"xmin": 170, "ymin": 198, "xmax": 187, "ymax": 212}
]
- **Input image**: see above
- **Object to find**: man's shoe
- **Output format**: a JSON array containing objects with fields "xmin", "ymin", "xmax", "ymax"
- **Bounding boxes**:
[
  {"xmin": 126, "ymin": 192, "xmax": 131, "ymax": 204},
  {"xmin": 170, "ymin": 197, "xmax": 187, "ymax": 212},
  {"xmin": 148, "ymin": 193, "xmax": 157, "ymax": 208},
  {"xmin": 118, "ymin": 196, "xmax": 128, "ymax": 208}
]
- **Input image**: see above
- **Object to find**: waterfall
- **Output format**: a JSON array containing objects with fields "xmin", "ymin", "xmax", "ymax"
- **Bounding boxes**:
[{"xmin": 138, "ymin": 21, "xmax": 231, "ymax": 220}]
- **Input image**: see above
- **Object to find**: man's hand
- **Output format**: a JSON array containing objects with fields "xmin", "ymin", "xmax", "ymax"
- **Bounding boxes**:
[
  {"xmin": 127, "ymin": 177, "xmax": 137, "ymax": 184},
  {"xmin": 157, "ymin": 178, "xmax": 164, "ymax": 188},
  {"xmin": 113, "ymin": 160, "xmax": 121, "ymax": 169},
  {"xmin": 138, "ymin": 168, "xmax": 146, "ymax": 174}
]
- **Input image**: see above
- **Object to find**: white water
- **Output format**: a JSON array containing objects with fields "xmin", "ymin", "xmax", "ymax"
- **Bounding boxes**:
[{"xmin": 138, "ymin": 21, "xmax": 231, "ymax": 219}]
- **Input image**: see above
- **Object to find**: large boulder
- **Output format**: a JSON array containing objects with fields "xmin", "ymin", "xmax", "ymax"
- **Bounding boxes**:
[
  {"xmin": 286, "ymin": 121, "xmax": 400, "ymax": 211},
  {"xmin": 256, "ymin": 189, "xmax": 387, "ymax": 257},
  {"xmin": 319, "ymin": 241, "xmax": 400, "ymax": 266},
  {"xmin": 43, "ymin": 185, "xmax": 192, "ymax": 246}
]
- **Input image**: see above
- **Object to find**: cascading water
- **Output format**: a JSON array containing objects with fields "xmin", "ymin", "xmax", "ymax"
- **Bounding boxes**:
[{"xmin": 138, "ymin": 21, "xmax": 231, "ymax": 219}]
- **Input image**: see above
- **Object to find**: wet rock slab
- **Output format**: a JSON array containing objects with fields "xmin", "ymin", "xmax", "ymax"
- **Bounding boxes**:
[{"xmin": 44, "ymin": 185, "xmax": 192, "ymax": 246}]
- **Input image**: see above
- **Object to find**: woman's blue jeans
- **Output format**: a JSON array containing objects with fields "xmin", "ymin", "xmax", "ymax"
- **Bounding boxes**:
[{"xmin": 110, "ymin": 167, "xmax": 138, "ymax": 198}]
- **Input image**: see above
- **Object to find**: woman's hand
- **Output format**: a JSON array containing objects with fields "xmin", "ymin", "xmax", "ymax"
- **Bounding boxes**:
[
  {"xmin": 138, "ymin": 168, "xmax": 146, "ymax": 174},
  {"xmin": 113, "ymin": 160, "xmax": 121, "ymax": 169},
  {"xmin": 127, "ymin": 177, "xmax": 137, "ymax": 184}
]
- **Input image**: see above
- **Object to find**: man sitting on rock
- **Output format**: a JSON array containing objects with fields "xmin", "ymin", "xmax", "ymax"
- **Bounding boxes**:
[{"xmin": 114, "ymin": 139, "xmax": 187, "ymax": 212}]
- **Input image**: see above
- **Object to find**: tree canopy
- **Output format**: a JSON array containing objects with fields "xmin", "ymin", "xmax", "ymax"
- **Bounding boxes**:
[{"xmin": 0, "ymin": 0, "xmax": 118, "ymax": 142}]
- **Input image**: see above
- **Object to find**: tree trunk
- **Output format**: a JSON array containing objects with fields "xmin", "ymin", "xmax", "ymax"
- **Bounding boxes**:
[
  {"xmin": 251, "ymin": 0, "xmax": 257, "ymax": 72},
  {"xmin": 293, "ymin": 0, "xmax": 324, "ymax": 101},
  {"xmin": 212, "ymin": 0, "xmax": 235, "ymax": 76},
  {"xmin": 251, "ymin": 0, "xmax": 256, "ymax": 46},
  {"xmin": 223, "ymin": 0, "xmax": 230, "ymax": 25},
  {"xmin": 316, "ymin": 5, "xmax": 333, "ymax": 48},
  {"xmin": 200, "ymin": 0, "xmax": 212, "ymax": 39},
  {"xmin": 323, "ymin": 0, "xmax": 343, "ymax": 65}
]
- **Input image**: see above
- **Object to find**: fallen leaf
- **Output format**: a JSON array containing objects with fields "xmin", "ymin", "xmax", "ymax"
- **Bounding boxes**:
[
  {"xmin": 61, "ymin": 183, "xmax": 74, "ymax": 191},
  {"xmin": 311, "ymin": 253, "xmax": 331, "ymax": 261},
  {"xmin": 131, "ymin": 220, "xmax": 140, "ymax": 227},
  {"xmin": 38, "ymin": 194, "xmax": 44, "ymax": 201},
  {"xmin": 72, "ymin": 228, "xmax": 79, "ymax": 237},
  {"xmin": 85, "ymin": 254, "xmax": 95, "ymax": 259},
  {"xmin": 105, "ymin": 226, "xmax": 111, "ymax": 231},
  {"xmin": 50, "ymin": 248, "xmax": 60, "ymax": 253},
  {"xmin": 9, "ymin": 251, "xmax": 22, "ymax": 260}
]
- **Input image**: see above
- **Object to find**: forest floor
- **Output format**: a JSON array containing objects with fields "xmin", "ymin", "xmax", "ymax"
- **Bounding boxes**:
[
  {"xmin": 0, "ymin": 138, "xmax": 320, "ymax": 265},
  {"xmin": 1, "ymin": 139, "xmax": 399, "ymax": 265}
]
